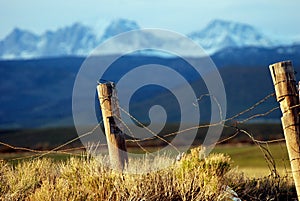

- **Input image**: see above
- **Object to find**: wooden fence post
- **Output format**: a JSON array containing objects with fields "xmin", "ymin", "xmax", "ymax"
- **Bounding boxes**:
[
  {"xmin": 97, "ymin": 82, "xmax": 128, "ymax": 171},
  {"xmin": 269, "ymin": 61, "xmax": 300, "ymax": 199}
]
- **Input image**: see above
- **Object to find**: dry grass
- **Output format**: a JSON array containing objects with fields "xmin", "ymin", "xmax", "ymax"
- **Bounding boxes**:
[{"xmin": 0, "ymin": 147, "xmax": 297, "ymax": 201}]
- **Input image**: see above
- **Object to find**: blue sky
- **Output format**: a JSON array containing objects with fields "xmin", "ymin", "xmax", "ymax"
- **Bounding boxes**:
[{"xmin": 1, "ymin": 0, "xmax": 300, "ymax": 40}]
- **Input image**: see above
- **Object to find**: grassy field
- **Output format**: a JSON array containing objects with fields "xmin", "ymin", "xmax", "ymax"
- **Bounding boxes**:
[
  {"xmin": 0, "ymin": 146, "xmax": 297, "ymax": 201},
  {"xmin": 0, "ymin": 143, "xmax": 291, "ymax": 176},
  {"xmin": 0, "ymin": 142, "xmax": 296, "ymax": 200},
  {"xmin": 212, "ymin": 143, "xmax": 291, "ymax": 177},
  {"xmin": 0, "ymin": 123, "xmax": 284, "ymax": 151}
]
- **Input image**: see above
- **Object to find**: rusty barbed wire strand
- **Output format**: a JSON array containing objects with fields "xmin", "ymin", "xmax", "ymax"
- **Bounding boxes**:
[
  {"xmin": 237, "ymin": 106, "xmax": 280, "ymax": 124},
  {"xmin": 0, "ymin": 123, "xmax": 102, "ymax": 161},
  {"xmin": 117, "ymin": 92, "xmax": 285, "ymax": 177},
  {"xmin": 125, "ymin": 93, "xmax": 279, "ymax": 143},
  {"xmin": 226, "ymin": 93, "xmax": 275, "ymax": 122},
  {"xmin": 113, "ymin": 114, "xmax": 151, "ymax": 154},
  {"xmin": 0, "ymin": 92, "xmax": 285, "ymax": 167},
  {"xmin": 118, "ymin": 106, "xmax": 181, "ymax": 154},
  {"xmin": 34, "ymin": 123, "xmax": 101, "ymax": 159}
]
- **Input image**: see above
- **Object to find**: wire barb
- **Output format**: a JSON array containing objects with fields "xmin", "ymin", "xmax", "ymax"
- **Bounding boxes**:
[{"xmin": 0, "ymin": 91, "xmax": 286, "ymax": 178}]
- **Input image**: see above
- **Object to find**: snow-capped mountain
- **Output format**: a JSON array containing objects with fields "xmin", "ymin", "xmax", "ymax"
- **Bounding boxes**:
[
  {"xmin": 188, "ymin": 19, "xmax": 275, "ymax": 54},
  {"xmin": 0, "ymin": 19, "xmax": 140, "ymax": 60},
  {"xmin": 0, "ymin": 28, "xmax": 40, "ymax": 59},
  {"xmin": 0, "ymin": 23, "xmax": 97, "ymax": 59},
  {"xmin": 100, "ymin": 19, "xmax": 140, "ymax": 41},
  {"xmin": 0, "ymin": 19, "xmax": 294, "ymax": 60},
  {"xmin": 39, "ymin": 23, "xmax": 97, "ymax": 57}
]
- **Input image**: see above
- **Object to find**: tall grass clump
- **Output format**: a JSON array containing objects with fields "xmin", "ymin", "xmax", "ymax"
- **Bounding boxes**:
[{"xmin": 0, "ymin": 147, "xmax": 297, "ymax": 200}]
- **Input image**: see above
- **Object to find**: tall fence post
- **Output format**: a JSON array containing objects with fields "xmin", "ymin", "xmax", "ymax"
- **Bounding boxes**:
[
  {"xmin": 269, "ymin": 61, "xmax": 300, "ymax": 199},
  {"xmin": 97, "ymin": 82, "xmax": 128, "ymax": 171}
]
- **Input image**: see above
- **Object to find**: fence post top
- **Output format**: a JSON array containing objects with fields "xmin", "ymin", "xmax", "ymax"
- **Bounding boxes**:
[
  {"xmin": 269, "ymin": 60, "xmax": 293, "ymax": 70},
  {"xmin": 97, "ymin": 81, "xmax": 115, "ymax": 88}
]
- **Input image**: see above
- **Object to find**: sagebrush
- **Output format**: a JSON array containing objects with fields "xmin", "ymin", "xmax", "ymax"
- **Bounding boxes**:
[{"xmin": 0, "ymin": 147, "xmax": 296, "ymax": 200}]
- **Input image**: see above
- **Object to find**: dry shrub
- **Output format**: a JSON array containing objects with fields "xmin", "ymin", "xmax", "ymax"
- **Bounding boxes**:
[
  {"xmin": 226, "ymin": 169, "xmax": 296, "ymax": 201},
  {"xmin": 0, "ymin": 147, "xmax": 296, "ymax": 201}
]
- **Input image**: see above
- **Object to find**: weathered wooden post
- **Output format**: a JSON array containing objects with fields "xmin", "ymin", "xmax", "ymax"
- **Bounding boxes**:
[
  {"xmin": 269, "ymin": 61, "xmax": 300, "ymax": 199},
  {"xmin": 97, "ymin": 82, "xmax": 128, "ymax": 171}
]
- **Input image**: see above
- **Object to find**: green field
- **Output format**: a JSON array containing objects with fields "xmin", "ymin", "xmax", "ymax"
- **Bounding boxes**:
[
  {"xmin": 0, "ymin": 122, "xmax": 292, "ymax": 179},
  {"xmin": 213, "ymin": 143, "xmax": 291, "ymax": 177},
  {"xmin": 0, "ymin": 143, "xmax": 291, "ymax": 178},
  {"xmin": 0, "ymin": 145, "xmax": 296, "ymax": 200}
]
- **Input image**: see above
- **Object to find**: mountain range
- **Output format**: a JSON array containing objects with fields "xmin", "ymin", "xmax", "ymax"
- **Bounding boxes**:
[
  {"xmin": 1, "ymin": 18, "xmax": 300, "ymax": 130},
  {"xmin": 0, "ymin": 56, "xmax": 277, "ymax": 129},
  {"xmin": 0, "ymin": 18, "xmax": 297, "ymax": 59}
]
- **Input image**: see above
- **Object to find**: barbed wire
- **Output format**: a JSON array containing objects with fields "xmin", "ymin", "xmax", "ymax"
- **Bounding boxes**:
[
  {"xmin": 226, "ymin": 93, "xmax": 275, "ymax": 122},
  {"xmin": 237, "ymin": 106, "xmax": 279, "ymax": 124},
  {"xmin": 34, "ymin": 123, "xmax": 101, "ymax": 159},
  {"xmin": 113, "ymin": 114, "xmax": 151, "ymax": 154},
  {"xmin": 0, "ymin": 124, "xmax": 103, "ymax": 161},
  {"xmin": 118, "ymin": 106, "xmax": 181, "ymax": 154},
  {"xmin": 107, "ymin": 90, "xmax": 293, "ymax": 180},
  {"xmin": 0, "ymin": 91, "xmax": 290, "ymax": 175},
  {"xmin": 125, "ymin": 92, "xmax": 278, "ymax": 143}
]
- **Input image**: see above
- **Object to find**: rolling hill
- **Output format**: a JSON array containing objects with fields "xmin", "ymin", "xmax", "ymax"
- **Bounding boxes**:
[{"xmin": 1, "ymin": 46, "xmax": 299, "ymax": 129}]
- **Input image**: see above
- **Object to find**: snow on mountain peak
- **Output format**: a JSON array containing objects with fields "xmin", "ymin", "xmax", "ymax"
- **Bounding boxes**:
[
  {"xmin": 0, "ymin": 19, "xmax": 292, "ymax": 59},
  {"xmin": 0, "ymin": 19, "xmax": 140, "ymax": 59},
  {"xmin": 206, "ymin": 19, "xmax": 256, "ymax": 33},
  {"xmin": 101, "ymin": 18, "xmax": 140, "ymax": 41},
  {"xmin": 189, "ymin": 19, "xmax": 274, "ymax": 54}
]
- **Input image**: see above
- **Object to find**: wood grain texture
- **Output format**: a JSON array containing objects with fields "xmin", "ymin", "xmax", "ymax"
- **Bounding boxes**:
[
  {"xmin": 97, "ymin": 82, "xmax": 128, "ymax": 171},
  {"xmin": 269, "ymin": 61, "xmax": 300, "ymax": 200}
]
